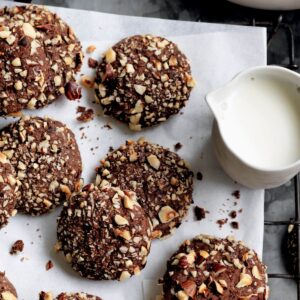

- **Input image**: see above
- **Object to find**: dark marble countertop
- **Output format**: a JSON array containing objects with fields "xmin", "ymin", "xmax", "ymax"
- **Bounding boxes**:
[{"xmin": 20, "ymin": 0, "xmax": 300, "ymax": 299}]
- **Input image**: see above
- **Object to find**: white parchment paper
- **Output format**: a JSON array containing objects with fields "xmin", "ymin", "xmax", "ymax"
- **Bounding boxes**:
[{"xmin": 0, "ymin": 2, "xmax": 266, "ymax": 299}]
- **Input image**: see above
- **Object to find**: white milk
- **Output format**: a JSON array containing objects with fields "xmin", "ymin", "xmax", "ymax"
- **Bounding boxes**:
[{"xmin": 220, "ymin": 74, "xmax": 300, "ymax": 169}]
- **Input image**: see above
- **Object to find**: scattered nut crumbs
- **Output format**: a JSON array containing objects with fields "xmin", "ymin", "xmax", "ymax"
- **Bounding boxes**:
[
  {"xmin": 229, "ymin": 210, "xmax": 237, "ymax": 219},
  {"xmin": 10, "ymin": 240, "xmax": 24, "ymax": 254},
  {"xmin": 232, "ymin": 190, "xmax": 240, "ymax": 199},
  {"xmin": 174, "ymin": 142, "xmax": 182, "ymax": 151},
  {"xmin": 216, "ymin": 218, "xmax": 228, "ymax": 228},
  {"xmin": 194, "ymin": 206, "xmax": 206, "ymax": 221},
  {"xmin": 76, "ymin": 106, "xmax": 94, "ymax": 122},
  {"xmin": 86, "ymin": 44, "xmax": 96, "ymax": 53},
  {"xmin": 231, "ymin": 221, "xmax": 239, "ymax": 229},
  {"xmin": 65, "ymin": 81, "xmax": 82, "ymax": 100},
  {"xmin": 88, "ymin": 57, "xmax": 98, "ymax": 69},
  {"xmin": 102, "ymin": 123, "xmax": 112, "ymax": 130},
  {"xmin": 80, "ymin": 75, "xmax": 94, "ymax": 88},
  {"xmin": 40, "ymin": 291, "xmax": 53, "ymax": 300},
  {"xmin": 196, "ymin": 171, "xmax": 203, "ymax": 181},
  {"xmin": 45, "ymin": 260, "xmax": 54, "ymax": 271}
]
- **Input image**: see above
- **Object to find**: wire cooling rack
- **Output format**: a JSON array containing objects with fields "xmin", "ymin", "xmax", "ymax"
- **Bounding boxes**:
[{"xmin": 264, "ymin": 174, "xmax": 300, "ymax": 298}]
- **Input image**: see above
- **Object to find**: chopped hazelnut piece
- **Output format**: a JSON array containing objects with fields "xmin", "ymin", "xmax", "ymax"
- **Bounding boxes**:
[
  {"xmin": 114, "ymin": 214, "xmax": 129, "ymax": 225},
  {"xmin": 105, "ymin": 48, "xmax": 116, "ymax": 63},
  {"xmin": 134, "ymin": 84, "xmax": 146, "ymax": 95},
  {"xmin": 119, "ymin": 270, "xmax": 131, "ymax": 281},
  {"xmin": 236, "ymin": 273, "xmax": 253, "ymax": 288},
  {"xmin": 22, "ymin": 22, "xmax": 36, "ymax": 39},
  {"xmin": 1, "ymin": 292, "xmax": 17, "ymax": 300},
  {"xmin": 158, "ymin": 206, "xmax": 178, "ymax": 224},
  {"xmin": 147, "ymin": 154, "xmax": 160, "ymax": 170},
  {"xmin": 86, "ymin": 45, "xmax": 96, "ymax": 53}
]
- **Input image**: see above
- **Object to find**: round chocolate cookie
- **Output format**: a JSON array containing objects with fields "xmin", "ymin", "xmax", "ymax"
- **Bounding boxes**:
[
  {"xmin": 162, "ymin": 235, "xmax": 269, "ymax": 300},
  {"xmin": 0, "ymin": 152, "xmax": 19, "ymax": 229},
  {"xmin": 94, "ymin": 34, "xmax": 195, "ymax": 130},
  {"xmin": 57, "ymin": 184, "xmax": 152, "ymax": 280},
  {"xmin": 40, "ymin": 291, "xmax": 102, "ymax": 300},
  {"xmin": 0, "ymin": 272, "xmax": 17, "ymax": 300},
  {"xmin": 0, "ymin": 116, "xmax": 82, "ymax": 215},
  {"xmin": 96, "ymin": 138, "xmax": 193, "ymax": 239},
  {"xmin": 0, "ymin": 5, "xmax": 83, "ymax": 115}
]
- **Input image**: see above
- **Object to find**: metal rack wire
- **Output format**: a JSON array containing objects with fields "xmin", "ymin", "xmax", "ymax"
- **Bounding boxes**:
[{"xmin": 265, "ymin": 174, "xmax": 300, "ymax": 298}]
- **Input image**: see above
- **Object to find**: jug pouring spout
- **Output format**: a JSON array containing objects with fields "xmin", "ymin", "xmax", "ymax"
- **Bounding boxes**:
[{"xmin": 205, "ymin": 87, "xmax": 229, "ymax": 124}]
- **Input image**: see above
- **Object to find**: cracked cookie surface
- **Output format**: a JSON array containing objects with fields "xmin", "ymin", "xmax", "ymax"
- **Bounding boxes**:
[
  {"xmin": 94, "ymin": 34, "xmax": 195, "ymax": 130},
  {"xmin": 0, "ymin": 116, "xmax": 82, "ymax": 215},
  {"xmin": 57, "ymin": 184, "xmax": 152, "ymax": 280}
]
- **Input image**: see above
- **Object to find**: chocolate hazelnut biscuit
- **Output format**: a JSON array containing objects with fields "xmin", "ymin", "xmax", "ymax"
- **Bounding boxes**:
[
  {"xmin": 0, "ymin": 153, "xmax": 18, "ymax": 229},
  {"xmin": 94, "ymin": 34, "xmax": 195, "ymax": 130},
  {"xmin": 0, "ymin": 116, "xmax": 82, "ymax": 215},
  {"xmin": 162, "ymin": 235, "xmax": 269, "ymax": 300},
  {"xmin": 40, "ymin": 291, "xmax": 102, "ymax": 300},
  {"xmin": 0, "ymin": 6, "xmax": 50, "ymax": 114},
  {"xmin": 0, "ymin": 5, "xmax": 83, "ymax": 114},
  {"xmin": 96, "ymin": 138, "xmax": 193, "ymax": 239},
  {"xmin": 57, "ymin": 184, "xmax": 152, "ymax": 281},
  {"xmin": 0, "ymin": 272, "xmax": 17, "ymax": 300}
]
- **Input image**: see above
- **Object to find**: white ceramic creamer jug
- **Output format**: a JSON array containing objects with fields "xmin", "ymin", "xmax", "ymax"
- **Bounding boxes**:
[{"xmin": 206, "ymin": 66, "xmax": 300, "ymax": 189}]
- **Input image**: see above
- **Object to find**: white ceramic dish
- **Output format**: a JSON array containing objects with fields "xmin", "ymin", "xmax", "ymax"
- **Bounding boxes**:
[
  {"xmin": 206, "ymin": 66, "xmax": 300, "ymax": 189},
  {"xmin": 228, "ymin": 0, "xmax": 300, "ymax": 11}
]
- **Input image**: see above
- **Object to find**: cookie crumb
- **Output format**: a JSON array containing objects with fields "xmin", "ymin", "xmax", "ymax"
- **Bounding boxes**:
[
  {"xmin": 174, "ymin": 143, "xmax": 182, "ymax": 151},
  {"xmin": 65, "ymin": 81, "xmax": 82, "ymax": 100},
  {"xmin": 88, "ymin": 57, "xmax": 98, "ymax": 69},
  {"xmin": 231, "ymin": 221, "xmax": 239, "ymax": 229},
  {"xmin": 86, "ymin": 45, "xmax": 96, "ymax": 53},
  {"xmin": 232, "ymin": 190, "xmax": 240, "ymax": 199},
  {"xmin": 76, "ymin": 107, "xmax": 94, "ymax": 122},
  {"xmin": 10, "ymin": 240, "xmax": 24, "ymax": 254},
  {"xmin": 229, "ymin": 210, "xmax": 237, "ymax": 219},
  {"xmin": 102, "ymin": 123, "xmax": 112, "ymax": 130},
  {"xmin": 196, "ymin": 171, "xmax": 203, "ymax": 181},
  {"xmin": 216, "ymin": 218, "xmax": 228, "ymax": 228},
  {"xmin": 45, "ymin": 260, "xmax": 54, "ymax": 271},
  {"xmin": 194, "ymin": 206, "xmax": 206, "ymax": 221}
]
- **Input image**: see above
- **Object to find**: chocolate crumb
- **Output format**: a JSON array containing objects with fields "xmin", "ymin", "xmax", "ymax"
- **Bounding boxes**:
[
  {"xmin": 216, "ymin": 218, "xmax": 228, "ymax": 228},
  {"xmin": 76, "ymin": 106, "xmax": 86, "ymax": 113},
  {"xmin": 10, "ymin": 240, "xmax": 24, "ymax": 254},
  {"xmin": 88, "ymin": 57, "xmax": 98, "ymax": 69},
  {"xmin": 231, "ymin": 221, "xmax": 239, "ymax": 229},
  {"xmin": 196, "ymin": 172, "xmax": 203, "ymax": 181},
  {"xmin": 194, "ymin": 206, "xmax": 206, "ymax": 221},
  {"xmin": 109, "ymin": 146, "xmax": 114, "ymax": 152},
  {"xmin": 239, "ymin": 208, "xmax": 243, "ymax": 213},
  {"xmin": 102, "ymin": 123, "xmax": 112, "ymax": 130},
  {"xmin": 45, "ymin": 260, "xmax": 54, "ymax": 271},
  {"xmin": 232, "ymin": 190, "xmax": 240, "ymax": 199},
  {"xmin": 65, "ymin": 81, "xmax": 82, "ymax": 100},
  {"xmin": 76, "ymin": 107, "xmax": 94, "ymax": 122},
  {"xmin": 174, "ymin": 142, "xmax": 182, "ymax": 151},
  {"xmin": 229, "ymin": 210, "xmax": 237, "ymax": 219}
]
